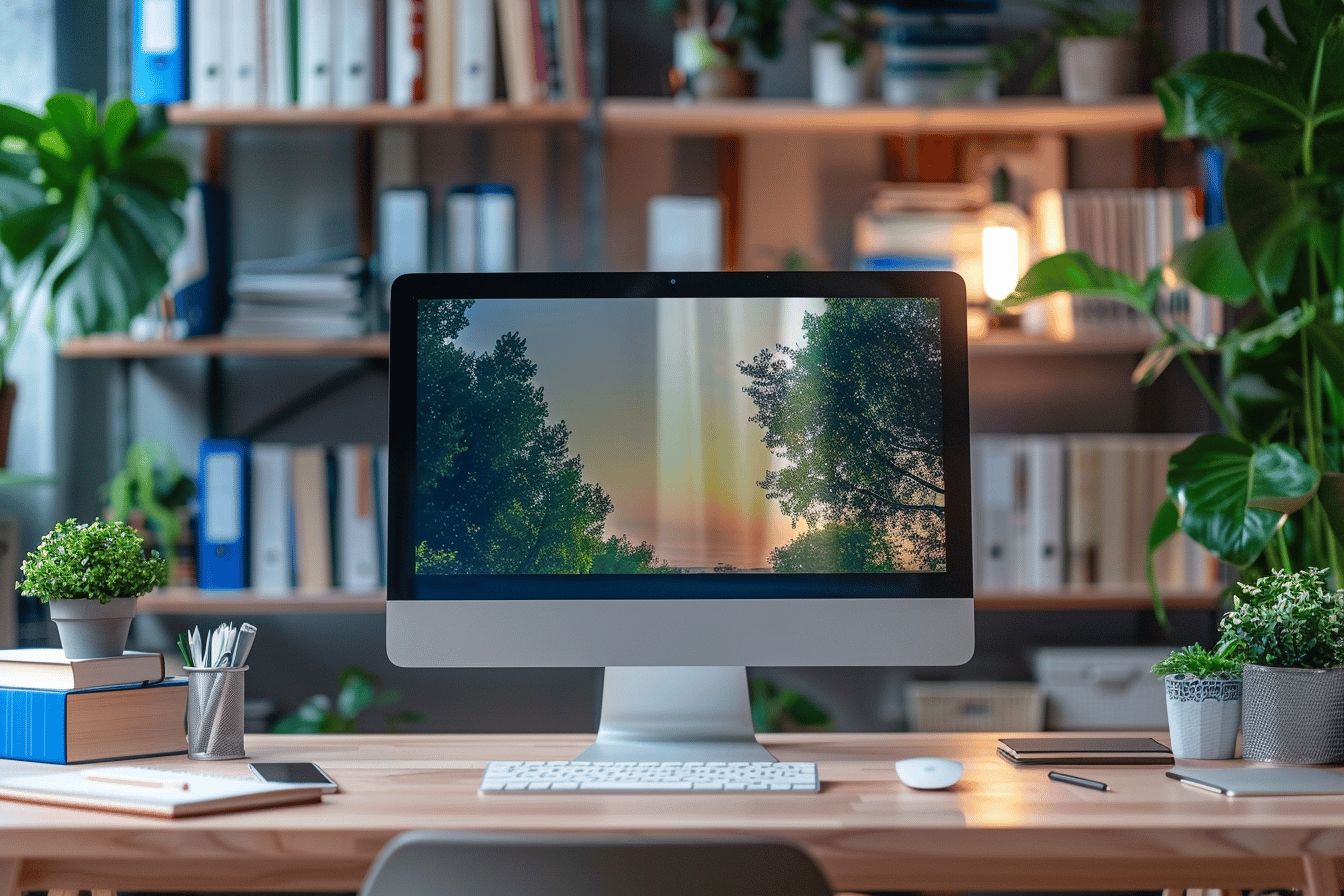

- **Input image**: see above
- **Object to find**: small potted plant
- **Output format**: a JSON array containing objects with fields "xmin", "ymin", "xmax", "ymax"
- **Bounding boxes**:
[
  {"xmin": 811, "ymin": 0, "xmax": 876, "ymax": 107},
  {"xmin": 1218, "ymin": 569, "xmax": 1344, "ymax": 765},
  {"xmin": 102, "ymin": 440, "xmax": 196, "ymax": 585},
  {"xmin": 1152, "ymin": 643, "xmax": 1243, "ymax": 760},
  {"xmin": 18, "ymin": 519, "xmax": 168, "ymax": 659},
  {"xmin": 996, "ymin": 1, "xmax": 1148, "ymax": 102},
  {"xmin": 654, "ymin": 0, "xmax": 789, "ymax": 99}
]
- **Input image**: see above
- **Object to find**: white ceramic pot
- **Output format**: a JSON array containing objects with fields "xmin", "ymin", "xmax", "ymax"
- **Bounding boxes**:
[
  {"xmin": 1163, "ymin": 674, "xmax": 1241, "ymax": 760},
  {"xmin": 811, "ymin": 41, "xmax": 864, "ymax": 107},
  {"xmin": 1058, "ymin": 36, "xmax": 1137, "ymax": 103}
]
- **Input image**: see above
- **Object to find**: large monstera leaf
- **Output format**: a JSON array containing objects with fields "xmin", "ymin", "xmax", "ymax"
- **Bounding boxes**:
[
  {"xmin": 0, "ymin": 94, "xmax": 186, "ymax": 347},
  {"xmin": 1167, "ymin": 434, "xmax": 1320, "ymax": 567}
]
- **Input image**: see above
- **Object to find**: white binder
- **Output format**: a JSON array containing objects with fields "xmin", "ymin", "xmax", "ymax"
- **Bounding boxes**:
[
  {"xmin": 297, "ymin": 0, "xmax": 335, "ymax": 107},
  {"xmin": 334, "ymin": 0, "xmax": 374, "ymax": 106}
]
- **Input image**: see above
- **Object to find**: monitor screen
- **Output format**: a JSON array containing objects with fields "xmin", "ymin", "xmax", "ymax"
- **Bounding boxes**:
[{"xmin": 411, "ymin": 296, "xmax": 946, "ymax": 591}]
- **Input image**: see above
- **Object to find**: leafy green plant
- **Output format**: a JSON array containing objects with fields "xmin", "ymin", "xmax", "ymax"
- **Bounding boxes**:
[
  {"xmin": 102, "ymin": 440, "xmax": 195, "ymax": 570},
  {"xmin": 1005, "ymin": 3, "xmax": 1344, "ymax": 623},
  {"xmin": 0, "ymin": 93, "xmax": 187, "ymax": 373},
  {"xmin": 272, "ymin": 666, "xmax": 424, "ymax": 733},
  {"xmin": 1152, "ymin": 642, "xmax": 1244, "ymax": 679},
  {"xmin": 749, "ymin": 678, "xmax": 834, "ymax": 733},
  {"xmin": 813, "ymin": 0, "xmax": 878, "ymax": 67},
  {"xmin": 649, "ymin": 0, "xmax": 790, "ymax": 63},
  {"xmin": 17, "ymin": 518, "xmax": 167, "ymax": 604},
  {"xmin": 1217, "ymin": 568, "xmax": 1344, "ymax": 669}
]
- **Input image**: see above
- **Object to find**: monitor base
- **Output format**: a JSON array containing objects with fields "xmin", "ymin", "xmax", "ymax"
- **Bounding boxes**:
[{"xmin": 575, "ymin": 666, "xmax": 777, "ymax": 763}]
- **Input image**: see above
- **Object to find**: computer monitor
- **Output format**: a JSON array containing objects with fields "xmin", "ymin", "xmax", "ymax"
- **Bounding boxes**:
[{"xmin": 387, "ymin": 272, "xmax": 972, "ymax": 760}]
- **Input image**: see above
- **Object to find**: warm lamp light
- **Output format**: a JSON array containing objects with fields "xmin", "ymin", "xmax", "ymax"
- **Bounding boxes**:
[{"xmin": 981, "ymin": 224, "xmax": 1021, "ymax": 303}]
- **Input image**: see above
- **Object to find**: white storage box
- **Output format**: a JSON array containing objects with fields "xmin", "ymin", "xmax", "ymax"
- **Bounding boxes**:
[
  {"xmin": 905, "ymin": 682, "xmax": 1044, "ymax": 732},
  {"xmin": 1033, "ymin": 647, "xmax": 1171, "ymax": 730}
]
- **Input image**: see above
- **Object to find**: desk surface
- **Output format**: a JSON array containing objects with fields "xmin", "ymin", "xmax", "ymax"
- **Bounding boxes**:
[{"xmin": 1, "ymin": 732, "xmax": 1342, "ymax": 894}]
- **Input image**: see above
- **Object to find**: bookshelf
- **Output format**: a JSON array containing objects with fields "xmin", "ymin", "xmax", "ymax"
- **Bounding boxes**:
[
  {"xmin": 166, "ymin": 101, "xmax": 591, "ymax": 128},
  {"xmin": 60, "ymin": 331, "xmax": 1150, "ymax": 361},
  {"xmin": 602, "ymin": 96, "xmax": 1167, "ymax": 137},
  {"xmin": 135, "ymin": 587, "xmax": 1220, "ymax": 616}
]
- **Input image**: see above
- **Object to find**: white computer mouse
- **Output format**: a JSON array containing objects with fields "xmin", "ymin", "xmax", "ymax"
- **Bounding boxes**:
[{"xmin": 894, "ymin": 757, "xmax": 964, "ymax": 790}]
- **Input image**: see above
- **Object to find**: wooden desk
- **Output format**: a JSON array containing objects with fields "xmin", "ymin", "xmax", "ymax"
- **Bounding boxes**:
[{"xmin": 0, "ymin": 732, "xmax": 1341, "ymax": 895}]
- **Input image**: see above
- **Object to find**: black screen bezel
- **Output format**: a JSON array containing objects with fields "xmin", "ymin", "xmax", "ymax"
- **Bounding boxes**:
[{"xmin": 388, "ymin": 271, "xmax": 971, "ymax": 601}]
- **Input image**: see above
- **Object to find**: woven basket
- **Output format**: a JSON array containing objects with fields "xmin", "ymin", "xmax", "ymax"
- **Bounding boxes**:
[{"xmin": 1242, "ymin": 664, "xmax": 1344, "ymax": 764}]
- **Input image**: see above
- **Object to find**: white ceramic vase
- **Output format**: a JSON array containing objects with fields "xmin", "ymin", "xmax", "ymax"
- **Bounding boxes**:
[
  {"xmin": 1058, "ymin": 36, "xmax": 1137, "ymax": 103},
  {"xmin": 811, "ymin": 41, "xmax": 863, "ymax": 107},
  {"xmin": 1163, "ymin": 674, "xmax": 1241, "ymax": 760}
]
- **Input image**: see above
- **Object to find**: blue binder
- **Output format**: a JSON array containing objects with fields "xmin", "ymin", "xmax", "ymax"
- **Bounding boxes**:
[
  {"xmin": 131, "ymin": 0, "xmax": 188, "ymax": 104},
  {"xmin": 197, "ymin": 439, "xmax": 250, "ymax": 590}
]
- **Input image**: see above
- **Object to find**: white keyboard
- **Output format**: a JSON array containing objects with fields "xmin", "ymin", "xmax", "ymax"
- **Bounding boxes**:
[{"xmin": 479, "ymin": 761, "xmax": 819, "ymax": 793}]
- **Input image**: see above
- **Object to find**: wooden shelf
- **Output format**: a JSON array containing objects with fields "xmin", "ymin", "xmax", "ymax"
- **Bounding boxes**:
[
  {"xmin": 59, "ymin": 333, "xmax": 390, "ymax": 359},
  {"xmin": 603, "ymin": 96, "xmax": 1165, "ymax": 136},
  {"xmin": 140, "ymin": 588, "xmax": 387, "ymax": 615},
  {"xmin": 136, "ymin": 587, "xmax": 1216, "ymax": 615},
  {"xmin": 166, "ymin": 101, "xmax": 590, "ymax": 127},
  {"xmin": 968, "ymin": 332, "xmax": 1153, "ymax": 356}
]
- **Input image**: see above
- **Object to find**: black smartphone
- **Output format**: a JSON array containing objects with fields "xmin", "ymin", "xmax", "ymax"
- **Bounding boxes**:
[{"xmin": 248, "ymin": 762, "xmax": 339, "ymax": 793}]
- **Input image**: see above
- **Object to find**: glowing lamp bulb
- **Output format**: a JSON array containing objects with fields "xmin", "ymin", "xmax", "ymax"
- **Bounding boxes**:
[{"xmin": 981, "ymin": 224, "xmax": 1021, "ymax": 303}]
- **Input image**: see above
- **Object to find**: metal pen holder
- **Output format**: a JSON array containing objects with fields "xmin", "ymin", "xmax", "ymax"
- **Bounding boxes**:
[{"xmin": 185, "ymin": 665, "xmax": 249, "ymax": 760}]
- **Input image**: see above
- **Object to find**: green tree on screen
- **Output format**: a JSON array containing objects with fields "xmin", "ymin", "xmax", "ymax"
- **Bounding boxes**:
[
  {"xmin": 416, "ymin": 300, "xmax": 613, "ymax": 574},
  {"xmin": 416, "ymin": 301, "xmax": 670, "ymax": 575},
  {"xmin": 740, "ymin": 298, "xmax": 946, "ymax": 572}
]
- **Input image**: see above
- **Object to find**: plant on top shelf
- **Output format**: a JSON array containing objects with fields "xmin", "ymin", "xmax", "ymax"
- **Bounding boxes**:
[
  {"xmin": 18, "ymin": 518, "xmax": 168, "ymax": 660},
  {"xmin": 102, "ymin": 440, "xmax": 195, "ymax": 582},
  {"xmin": 810, "ymin": 1, "xmax": 878, "ymax": 107},
  {"xmin": 1004, "ymin": 3, "xmax": 1344, "ymax": 624},
  {"xmin": 272, "ymin": 666, "xmax": 424, "ymax": 734},
  {"xmin": 0, "ymin": 93, "xmax": 187, "ymax": 464},
  {"xmin": 1214, "ymin": 568, "xmax": 1344, "ymax": 763},
  {"xmin": 652, "ymin": 0, "xmax": 791, "ymax": 98},
  {"xmin": 996, "ymin": 1, "xmax": 1153, "ymax": 101}
]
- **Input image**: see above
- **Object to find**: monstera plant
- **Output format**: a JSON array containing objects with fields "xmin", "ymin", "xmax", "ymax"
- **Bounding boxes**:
[
  {"xmin": 1006, "ymin": 2, "xmax": 1344, "ymax": 622},
  {"xmin": 0, "ymin": 93, "xmax": 186, "ymax": 462}
]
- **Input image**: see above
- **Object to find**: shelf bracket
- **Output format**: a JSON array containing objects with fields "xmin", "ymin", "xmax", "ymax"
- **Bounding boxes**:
[{"xmin": 235, "ymin": 359, "xmax": 385, "ymax": 441}]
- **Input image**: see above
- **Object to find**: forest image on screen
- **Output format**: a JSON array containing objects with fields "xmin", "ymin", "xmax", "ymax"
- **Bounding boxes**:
[{"xmin": 414, "ymin": 297, "xmax": 945, "ymax": 575}]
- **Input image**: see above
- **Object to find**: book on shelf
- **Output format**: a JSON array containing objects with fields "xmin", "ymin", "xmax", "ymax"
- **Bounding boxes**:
[
  {"xmin": 445, "ymin": 184, "xmax": 519, "ymax": 272},
  {"xmin": 0, "ymin": 650, "xmax": 166, "ymax": 692},
  {"xmin": 169, "ymin": 0, "xmax": 582, "ymax": 109},
  {"xmin": 222, "ymin": 440, "xmax": 391, "ymax": 596},
  {"xmin": 971, "ymin": 433, "xmax": 1218, "ymax": 593},
  {"xmin": 1028, "ymin": 188, "xmax": 1220, "ymax": 342},
  {"xmin": 227, "ymin": 250, "xmax": 370, "ymax": 339},
  {"xmin": 0, "ymin": 678, "xmax": 187, "ymax": 764}
]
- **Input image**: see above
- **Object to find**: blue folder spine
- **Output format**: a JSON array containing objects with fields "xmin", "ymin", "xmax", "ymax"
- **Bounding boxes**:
[
  {"xmin": 198, "ymin": 439, "xmax": 251, "ymax": 590},
  {"xmin": 131, "ymin": 0, "xmax": 188, "ymax": 104}
]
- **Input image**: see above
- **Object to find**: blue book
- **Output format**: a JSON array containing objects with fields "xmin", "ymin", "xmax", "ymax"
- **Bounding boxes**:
[
  {"xmin": 173, "ymin": 183, "xmax": 231, "ymax": 337},
  {"xmin": 131, "ymin": 0, "xmax": 188, "ymax": 104},
  {"xmin": 0, "ymin": 679, "xmax": 187, "ymax": 764},
  {"xmin": 198, "ymin": 439, "xmax": 250, "ymax": 590}
]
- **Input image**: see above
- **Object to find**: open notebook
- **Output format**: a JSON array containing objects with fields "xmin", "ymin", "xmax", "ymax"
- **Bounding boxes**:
[{"xmin": 0, "ymin": 766, "xmax": 326, "ymax": 817}]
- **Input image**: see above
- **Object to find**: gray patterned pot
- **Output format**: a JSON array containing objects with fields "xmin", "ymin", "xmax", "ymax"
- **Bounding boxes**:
[
  {"xmin": 1242, "ymin": 664, "xmax": 1344, "ymax": 764},
  {"xmin": 1164, "ymin": 674, "xmax": 1242, "ymax": 759}
]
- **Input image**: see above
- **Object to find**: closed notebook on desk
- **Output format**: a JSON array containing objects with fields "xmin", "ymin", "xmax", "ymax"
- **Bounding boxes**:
[
  {"xmin": 0, "ymin": 766, "xmax": 325, "ymax": 818},
  {"xmin": 998, "ymin": 737, "xmax": 1173, "ymax": 765},
  {"xmin": 0, "ymin": 679, "xmax": 187, "ymax": 764}
]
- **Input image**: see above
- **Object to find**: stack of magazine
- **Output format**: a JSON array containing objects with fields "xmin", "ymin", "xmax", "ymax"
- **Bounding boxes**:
[{"xmin": 225, "ymin": 250, "xmax": 369, "ymax": 340}]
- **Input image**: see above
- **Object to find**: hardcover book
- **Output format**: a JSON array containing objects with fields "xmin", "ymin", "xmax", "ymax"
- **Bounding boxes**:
[{"xmin": 0, "ymin": 679, "xmax": 187, "ymax": 764}]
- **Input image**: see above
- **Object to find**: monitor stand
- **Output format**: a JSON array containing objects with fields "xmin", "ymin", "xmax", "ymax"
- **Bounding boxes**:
[{"xmin": 575, "ymin": 666, "xmax": 777, "ymax": 763}]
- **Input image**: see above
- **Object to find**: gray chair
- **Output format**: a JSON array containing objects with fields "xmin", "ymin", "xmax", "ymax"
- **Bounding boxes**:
[{"xmin": 359, "ymin": 832, "xmax": 834, "ymax": 896}]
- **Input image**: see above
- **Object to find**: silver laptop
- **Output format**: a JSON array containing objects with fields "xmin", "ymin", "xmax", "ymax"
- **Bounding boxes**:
[{"xmin": 1168, "ymin": 766, "xmax": 1344, "ymax": 796}]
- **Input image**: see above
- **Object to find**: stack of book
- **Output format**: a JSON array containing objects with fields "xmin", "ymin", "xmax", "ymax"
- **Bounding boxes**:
[
  {"xmin": 852, "ymin": 182, "xmax": 986, "ymax": 290},
  {"xmin": 198, "ymin": 440, "xmax": 390, "ymax": 595},
  {"xmin": 881, "ymin": 1, "xmax": 998, "ymax": 105},
  {"xmin": 971, "ymin": 434, "xmax": 1219, "ymax": 593},
  {"xmin": 130, "ymin": 0, "xmax": 589, "ymax": 110},
  {"xmin": 1028, "ymin": 188, "xmax": 1221, "ymax": 342},
  {"xmin": 226, "ymin": 252, "xmax": 368, "ymax": 339},
  {"xmin": 0, "ymin": 650, "xmax": 186, "ymax": 764}
]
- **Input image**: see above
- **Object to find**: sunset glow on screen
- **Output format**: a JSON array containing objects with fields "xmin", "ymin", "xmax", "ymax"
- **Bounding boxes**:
[{"xmin": 414, "ymin": 296, "xmax": 946, "ymax": 576}]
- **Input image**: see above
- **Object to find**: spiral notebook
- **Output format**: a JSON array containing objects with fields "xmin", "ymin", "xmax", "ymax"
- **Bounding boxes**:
[{"xmin": 0, "ymin": 766, "xmax": 326, "ymax": 817}]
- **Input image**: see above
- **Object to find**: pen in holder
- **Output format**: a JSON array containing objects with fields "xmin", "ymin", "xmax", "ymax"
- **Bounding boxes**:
[{"xmin": 185, "ymin": 665, "xmax": 248, "ymax": 760}]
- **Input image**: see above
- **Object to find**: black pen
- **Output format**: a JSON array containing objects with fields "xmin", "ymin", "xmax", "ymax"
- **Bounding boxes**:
[{"xmin": 1048, "ymin": 770, "xmax": 1110, "ymax": 792}]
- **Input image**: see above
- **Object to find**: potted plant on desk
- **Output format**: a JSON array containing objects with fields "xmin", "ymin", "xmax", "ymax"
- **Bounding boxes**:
[
  {"xmin": 1218, "ymin": 568, "xmax": 1344, "ymax": 765},
  {"xmin": 1152, "ymin": 643, "xmax": 1243, "ymax": 760},
  {"xmin": 18, "ymin": 519, "xmax": 168, "ymax": 659}
]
